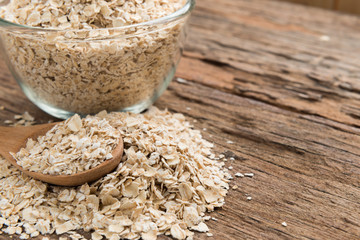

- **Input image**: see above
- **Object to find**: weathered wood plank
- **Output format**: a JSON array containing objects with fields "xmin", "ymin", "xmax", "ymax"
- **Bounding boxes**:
[
  {"xmin": 158, "ymin": 79, "xmax": 360, "ymax": 239},
  {"xmin": 184, "ymin": 0, "xmax": 360, "ymax": 128}
]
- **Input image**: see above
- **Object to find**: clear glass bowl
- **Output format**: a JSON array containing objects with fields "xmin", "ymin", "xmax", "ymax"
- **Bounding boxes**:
[{"xmin": 0, "ymin": 0, "xmax": 195, "ymax": 119}]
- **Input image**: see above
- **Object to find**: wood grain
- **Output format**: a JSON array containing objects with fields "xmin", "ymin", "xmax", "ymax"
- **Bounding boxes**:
[
  {"xmin": 1, "ymin": 0, "xmax": 360, "ymax": 239},
  {"xmin": 279, "ymin": 0, "xmax": 335, "ymax": 9},
  {"xmin": 336, "ymin": 0, "xmax": 360, "ymax": 15}
]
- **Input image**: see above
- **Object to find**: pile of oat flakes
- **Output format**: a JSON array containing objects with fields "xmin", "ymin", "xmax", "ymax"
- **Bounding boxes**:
[
  {"xmin": 0, "ymin": 0, "xmax": 189, "ymax": 114},
  {"xmin": 0, "ymin": 107, "xmax": 231, "ymax": 239},
  {"xmin": 12, "ymin": 114, "xmax": 120, "ymax": 175}
]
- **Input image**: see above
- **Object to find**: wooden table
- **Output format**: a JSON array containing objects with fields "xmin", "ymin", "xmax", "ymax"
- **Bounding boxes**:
[{"xmin": 1, "ymin": 0, "xmax": 360, "ymax": 239}]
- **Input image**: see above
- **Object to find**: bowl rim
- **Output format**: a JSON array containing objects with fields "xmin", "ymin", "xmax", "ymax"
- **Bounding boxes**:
[{"xmin": 0, "ymin": 0, "xmax": 195, "ymax": 33}]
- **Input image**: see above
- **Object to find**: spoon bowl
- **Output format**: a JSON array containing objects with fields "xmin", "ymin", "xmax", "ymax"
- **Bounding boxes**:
[{"xmin": 0, "ymin": 122, "xmax": 123, "ymax": 186}]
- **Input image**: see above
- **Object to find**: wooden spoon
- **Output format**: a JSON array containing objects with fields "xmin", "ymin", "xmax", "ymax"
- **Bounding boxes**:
[{"xmin": 0, "ymin": 122, "xmax": 123, "ymax": 186}]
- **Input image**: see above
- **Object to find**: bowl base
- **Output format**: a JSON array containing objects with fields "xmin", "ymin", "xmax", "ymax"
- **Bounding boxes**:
[{"xmin": 17, "ymin": 65, "xmax": 177, "ymax": 119}]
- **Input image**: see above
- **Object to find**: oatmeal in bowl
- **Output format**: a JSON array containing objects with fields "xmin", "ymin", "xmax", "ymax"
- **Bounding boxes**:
[{"xmin": 0, "ymin": 0, "xmax": 194, "ymax": 119}]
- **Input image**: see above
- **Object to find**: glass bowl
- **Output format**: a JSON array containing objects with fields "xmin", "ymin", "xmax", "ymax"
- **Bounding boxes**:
[{"xmin": 0, "ymin": 0, "xmax": 195, "ymax": 119}]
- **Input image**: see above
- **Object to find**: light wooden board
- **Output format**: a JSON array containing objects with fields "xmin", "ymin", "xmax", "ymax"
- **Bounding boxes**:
[{"xmin": 1, "ymin": 0, "xmax": 360, "ymax": 239}]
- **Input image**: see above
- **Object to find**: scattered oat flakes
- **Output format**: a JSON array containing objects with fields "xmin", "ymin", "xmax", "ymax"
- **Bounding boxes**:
[
  {"xmin": 226, "ymin": 140, "xmax": 234, "ymax": 144},
  {"xmin": 190, "ymin": 222, "xmax": 209, "ymax": 233},
  {"xmin": 228, "ymin": 166, "xmax": 233, "ymax": 170},
  {"xmin": 282, "ymin": 222, "xmax": 287, "ymax": 227},
  {"xmin": 91, "ymin": 232, "xmax": 102, "ymax": 240},
  {"xmin": 0, "ymin": 107, "xmax": 230, "ymax": 240},
  {"xmin": 12, "ymin": 114, "xmax": 120, "ymax": 175},
  {"xmin": 246, "ymin": 196, "xmax": 252, "ymax": 201},
  {"xmin": 319, "ymin": 35, "xmax": 330, "ymax": 41},
  {"xmin": 235, "ymin": 172, "xmax": 244, "ymax": 177},
  {"xmin": 19, "ymin": 233, "xmax": 29, "ymax": 239},
  {"xmin": 8, "ymin": 112, "xmax": 36, "ymax": 126},
  {"xmin": 202, "ymin": 216, "xmax": 211, "ymax": 221},
  {"xmin": 171, "ymin": 224, "xmax": 187, "ymax": 240},
  {"xmin": 206, "ymin": 233, "xmax": 213, "ymax": 237},
  {"xmin": 211, "ymin": 217, "xmax": 218, "ymax": 221},
  {"xmin": 176, "ymin": 78, "xmax": 188, "ymax": 84},
  {"xmin": 232, "ymin": 185, "xmax": 238, "ymax": 190},
  {"xmin": 244, "ymin": 173, "xmax": 254, "ymax": 177},
  {"xmin": 0, "ymin": 105, "xmax": 4, "ymax": 110},
  {"xmin": 22, "ymin": 112, "xmax": 34, "ymax": 122},
  {"xmin": 14, "ymin": 114, "xmax": 22, "ymax": 120},
  {"xmin": 69, "ymin": 232, "xmax": 84, "ymax": 240},
  {"xmin": 229, "ymin": 157, "xmax": 235, "ymax": 161}
]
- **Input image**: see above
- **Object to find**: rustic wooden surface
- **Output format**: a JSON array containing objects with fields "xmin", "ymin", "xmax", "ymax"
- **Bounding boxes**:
[
  {"xmin": 1, "ymin": 0, "xmax": 360, "ymax": 239},
  {"xmin": 279, "ymin": 0, "xmax": 360, "ymax": 16}
]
